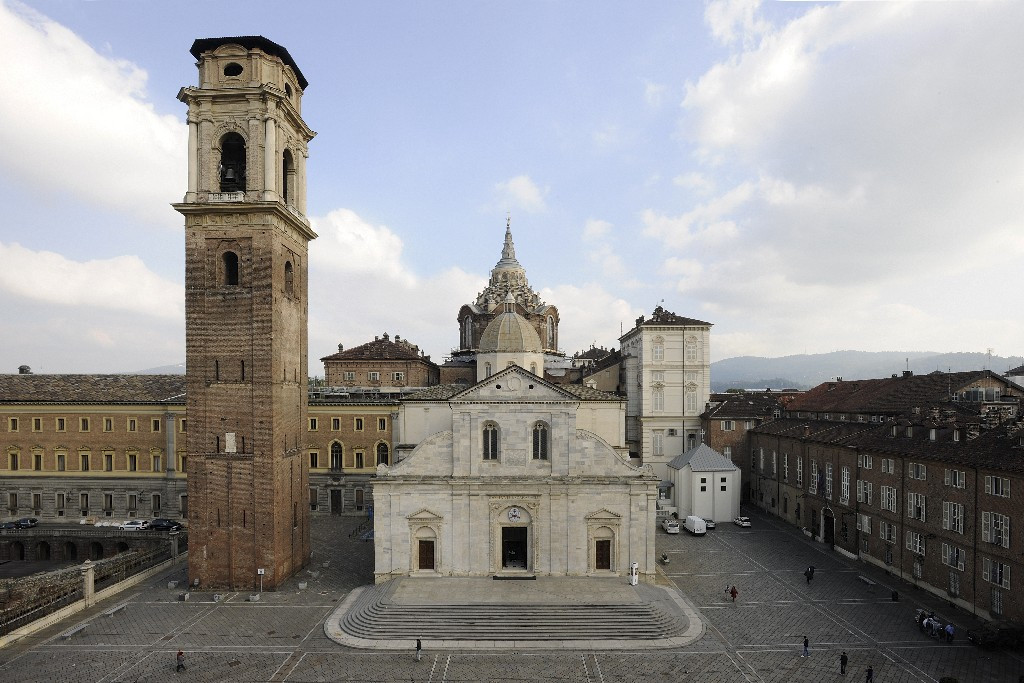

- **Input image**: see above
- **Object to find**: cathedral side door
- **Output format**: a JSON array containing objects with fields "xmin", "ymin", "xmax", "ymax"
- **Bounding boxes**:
[
  {"xmin": 595, "ymin": 539, "xmax": 611, "ymax": 570},
  {"xmin": 418, "ymin": 540, "xmax": 435, "ymax": 570}
]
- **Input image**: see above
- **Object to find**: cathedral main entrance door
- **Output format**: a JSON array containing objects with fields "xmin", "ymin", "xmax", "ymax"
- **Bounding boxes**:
[{"xmin": 501, "ymin": 526, "xmax": 528, "ymax": 569}]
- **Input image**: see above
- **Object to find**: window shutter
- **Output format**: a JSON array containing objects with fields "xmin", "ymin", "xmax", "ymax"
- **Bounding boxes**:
[
  {"xmin": 985, "ymin": 476, "xmax": 991, "ymax": 494},
  {"xmin": 1004, "ymin": 518, "xmax": 1011, "ymax": 549},
  {"xmin": 942, "ymin": 543, "xmax": 949, "ymax": 565},
  {"xmin": 921, "ymin": 464, "xmax": 926, "ymax": 479},
  {"xmin": 943, "ymin": 502, "xmax": 949, "ymax": 530},
  {"xmin": 982, "ymin": 511, "xmax": 991, "ymax": 543},
  {"xmin": 983, "ymin": 557, "xmax": 991, "ymax": 582},
  {"xmin": 921, "ymin": 497, "xmax": 925, "ymax": 522},
  {"xmin": 907, "ymin": 493, "xmax": 914, "ymax": 516},
  {"xmin": 944, "ymin": 469, "xmax": 951, "ymax": 486}
]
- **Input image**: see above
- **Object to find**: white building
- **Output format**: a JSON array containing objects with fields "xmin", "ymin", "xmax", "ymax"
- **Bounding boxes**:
[
  {"xmin": 374, "ymin": 364, "xmax": 659, "ymax": 583},
  {"xmin": 667, "ymin": 444, "xmax": 740, "ymax": 522},
  {"xmin": 619, "ymin": 306, "xmax": 712, "ymax": 481}
]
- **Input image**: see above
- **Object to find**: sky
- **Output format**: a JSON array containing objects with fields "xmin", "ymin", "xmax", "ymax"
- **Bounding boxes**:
[{"xmin": 2, "ymin": 0, "xmax": 1023, "ymax": 375}]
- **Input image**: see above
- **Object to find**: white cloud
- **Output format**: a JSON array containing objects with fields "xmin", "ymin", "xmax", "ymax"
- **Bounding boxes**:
[
  {"xmin": 540, "ymin": 283, "xmax": 641, "ymax": 353},
  {"xmin": 582, "ymin": 219, "xmax": 612, "ymax": 242},
  {"xmin": 643, "ymin": 80, "xmax": 668, "ymax": 108},
  {"xmin": 672, "ymin": 172, "xmax": 715, "ymax": 195},
  {"xmin": 0, "ymin": 242, "xmax": 183, "ymax": 319},
  {"xmin": 307, "ymin": 207, "xmax": 485, "ymax": 366},
  {"xmin": 311, "ymin": 209, "xmax": 414, "ymax": 286},
  {"xmin": 0, "ymin": 1, "xmax": 186, "ymax": 228},
  {"xmin": 494, "ymin": 175, "xmax": 548, "ymax": 213},
  {"xmin": 704, "ymin": 0, "xmax": 771, "ymax": 47}
]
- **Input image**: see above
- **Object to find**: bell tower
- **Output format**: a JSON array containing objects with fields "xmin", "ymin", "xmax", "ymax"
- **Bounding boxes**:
[{"xmin": 174, "ymin": 37, "xmax": 315, "ymax": 590}]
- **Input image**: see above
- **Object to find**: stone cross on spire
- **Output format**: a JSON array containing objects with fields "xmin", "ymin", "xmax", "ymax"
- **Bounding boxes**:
[{"xmin": 502, "ymin": 214, "xmax": 516, "ymax": 261}]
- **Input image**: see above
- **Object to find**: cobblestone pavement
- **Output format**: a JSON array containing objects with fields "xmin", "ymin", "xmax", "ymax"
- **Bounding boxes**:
[{"xmin": 1, "ymin": 509, "xmax": 1022, "ymax": 681}]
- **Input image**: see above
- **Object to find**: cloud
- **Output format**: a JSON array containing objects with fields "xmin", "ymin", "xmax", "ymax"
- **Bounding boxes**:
[
  {"xmin": 672, "ymin": 172, "xmax": 715, "ymax": 195},
  {"xmin": 643, "ymin": 80, "xmax": 668, "ymax": 108},
  {"xmin": 494, "ymin": 175, "xmax": 548, "ymax": 213},
  {"xmin": 582, "ymin": 219, "xmax": 612, "ymax": 242},
  {"xmin": 704, "ymin": 0, "xmax": 771, "ymax": 47},
  {"xmin": 311, "ymin": 209, "xmax": 414, "ymax": 286},
  {"xmin": 540, "ymin": 283, "xmax": 642, "ymax": 353},
  {"xmin": 0, "ymin": 242, "xmax": 184, "ymax": 319},
  {"xmin": 308, "ymin": 208, "xmax": 485, "ymax": 367},
  {"xmin": 653, "ymin": 2, "xmax": 1024, "ymax": 357},
  {"xmin": 0, "ymin": 1, "xmax": 186, "ymax": 229}
]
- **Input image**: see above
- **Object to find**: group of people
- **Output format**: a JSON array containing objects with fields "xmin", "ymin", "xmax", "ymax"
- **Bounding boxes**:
[{"xmin": 918, "ymin": 610, "xmax": 954, "ymax": 642}]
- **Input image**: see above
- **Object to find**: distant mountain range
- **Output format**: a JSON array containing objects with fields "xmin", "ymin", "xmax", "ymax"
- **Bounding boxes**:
[
  {"xmin": 140, "ymin": 352, "xmax": 1024, "ymax": 393},
  {"xmin": 136, "ymin": 363, "xmax": 185, "ymax": 375},
  {"xmin": 710, "ymin": 351, "xmax": 1023, "ymax": 392}
]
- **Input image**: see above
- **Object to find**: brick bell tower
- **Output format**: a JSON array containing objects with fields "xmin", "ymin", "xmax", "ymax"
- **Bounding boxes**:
[{"xmin": 174, "ymin": 37, "xmax": 315, "ymax": 590}]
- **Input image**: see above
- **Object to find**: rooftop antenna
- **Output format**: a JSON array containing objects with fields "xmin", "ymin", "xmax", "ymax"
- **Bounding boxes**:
[{"xmin": 986, "ymin": 347, "xmax": 993, "ymax": 371}]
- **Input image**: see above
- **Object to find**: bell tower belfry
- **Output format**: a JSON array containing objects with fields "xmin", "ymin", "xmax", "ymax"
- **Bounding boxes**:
[{"xmin": 173, "ymin": 37, "xmax": 316, "ymax": 590}]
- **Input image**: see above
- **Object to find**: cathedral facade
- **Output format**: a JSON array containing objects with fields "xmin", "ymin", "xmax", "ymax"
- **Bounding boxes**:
[{"xmin": 374, "ymin": 229, "xmax": 659, "ymax": 583}]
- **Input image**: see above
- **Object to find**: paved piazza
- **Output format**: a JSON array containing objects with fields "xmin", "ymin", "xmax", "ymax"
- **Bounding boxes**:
[{"xmin": 1, "ymin": 510, "xmax": 1022, "ymax": 682}]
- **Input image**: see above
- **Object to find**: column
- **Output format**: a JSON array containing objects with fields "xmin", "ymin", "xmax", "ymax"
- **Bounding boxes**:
[
  {"xmin": 263, "ymin": 115, "xmax": 277, "ymax": 201},
  {"xmin": 165, "ymin": 412, "xmax": 176, "ymax": 476},
  {"xmin": 186, "ymin": 119, "xmax": 198, "ymax": 201},
  {"xmin": 197, "ymin": 119, "xmax": 212, "ymax": 193},
  {"xmin": 81, "ymin": 560, "xmax": 95, "ymax": 608}
]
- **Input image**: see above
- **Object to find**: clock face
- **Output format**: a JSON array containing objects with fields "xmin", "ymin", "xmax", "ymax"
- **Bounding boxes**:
[{"xmin": 508, "ymin": 507, "xmax": 521, "ymax": 522}]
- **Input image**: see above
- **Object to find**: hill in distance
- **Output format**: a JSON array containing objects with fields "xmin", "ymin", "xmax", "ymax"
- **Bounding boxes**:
[{"xmin": 710, "ymin": 351, "xmax": 1023, "ymax": 392}]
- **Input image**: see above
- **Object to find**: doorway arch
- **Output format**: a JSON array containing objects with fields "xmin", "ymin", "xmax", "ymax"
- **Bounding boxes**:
[{"xmin": 35, "ymin": 541, "xmax": 51, "ymax": 560}]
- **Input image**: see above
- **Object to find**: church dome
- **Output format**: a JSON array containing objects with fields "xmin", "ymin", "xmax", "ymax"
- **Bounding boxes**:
[{"xmin": 479, "ymin": 308, "xmax": 543, "ymax": 353}]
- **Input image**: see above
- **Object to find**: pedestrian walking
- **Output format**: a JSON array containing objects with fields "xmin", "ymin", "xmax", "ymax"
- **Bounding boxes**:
[
  {"xmin": 805, "ymin": 566, "xmax": 814, "ymax": 584},
  {"xmin": 176, "ymin": 650, "xmax": 185, "ymax": 672},
  {"xmin": 945, "ymin": 623, "xmax": 954, "ymax": 643},
  {"xmin": 801, "ymin": 635, "xmax": 810, "ymax": 657},
  {"xmin": 840, "ymin": 651, "xmax": 848, "ymax": 674},
  {"xmin": 865, "ymin": 665, "xmax": 874, "ymax": 682},
  {"xmin": 415, "ymin": 637, "xmax": 422, "ymax": 661},
  {"xmin": 729, "ymin": 585, "xmax": 738, "ymax": 602}
]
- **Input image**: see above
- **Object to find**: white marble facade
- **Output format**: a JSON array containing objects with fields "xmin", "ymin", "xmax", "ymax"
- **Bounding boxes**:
[{"xmin": 373, "ymin": 365, "xmax": 659, "ymax": 583}]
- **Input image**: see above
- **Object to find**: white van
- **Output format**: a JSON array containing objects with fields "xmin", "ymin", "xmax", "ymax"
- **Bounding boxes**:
[{"xmin": 683, "ymin": 515, "xmax": 707, "ymax": 535}]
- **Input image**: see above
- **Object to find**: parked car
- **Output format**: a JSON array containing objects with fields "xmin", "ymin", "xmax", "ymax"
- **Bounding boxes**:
[
  {"xmin": 702, "ymin": 518, "xmax": 717, "ymax": 529},
  {"xmin": 733, "ymin": 516, "xmax": 752, "ymax": 528},
  {"xmin": 118, "ymin": 519, "xmax": 149, "ymax": 531},
  {"xmin": 966, "ymin": 621, "xmax": 1024, "ymax": 648},
  {"xmin": 15, "ymin": 517, "xmax": 38, "ymax": 528},
  {"xmin": 0, "ymin": 521, "xmax": 18, "ymax": 530},
  {"xmin": 661, "ymin": 518, "xmax": 680, "ymax": 534},
  {"xmin": 149, "ymin": 518, "xmax": 183, "ymax": 532}
]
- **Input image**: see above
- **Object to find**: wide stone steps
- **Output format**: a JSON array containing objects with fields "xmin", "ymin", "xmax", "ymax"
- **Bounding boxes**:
[{"xmin": 339, "ymin": 584, "xmax": 685, "ymax": 641}]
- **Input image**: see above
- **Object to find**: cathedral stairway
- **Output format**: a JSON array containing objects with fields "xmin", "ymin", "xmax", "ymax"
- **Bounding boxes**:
[{"xmin": 327, "ymin": 577, "xmax": 703, "ymax": 649}]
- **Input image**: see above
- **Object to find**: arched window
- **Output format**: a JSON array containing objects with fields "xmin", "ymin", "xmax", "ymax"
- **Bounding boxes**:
[
  {"xmin": 530, "ymin": 363, "xmax": 537, "ymax": 375},
  {"xmin": 284, "ymin": 261, "xmax": 294, "ymax": 296},
  {"xmin": 547, "ymin": 316, "xmax": 555, "ymax": 348},
  {"xmin": 222, "ymin": 251, "xmax": 239, "ymax": 285},
  {"xmin": 219, "ymin": 132, "xmax": 246, "ymax": 192},
  {"xmin": 282, "ymin": 149, "xmax": 295, "ymax": 205},
  {"xmin": 484, "ymin": 362, "xmax": 492, "ymax": 378},
  {"xmin": 532, "ymin": 422, "xmax": 548, "ymax": 460},
  {"xmin": 482, "ymin": 422, "xmax": 499, "ymax": 460},
  {"xmin": 330, "ymin": 442, "xmax": 342, "ymax": 470},
  {"xmin": 462, "ymin": 317, "xmax": 473, "ymax": 349},
  {"xmin": 376, "ymin": 442, "xmax": 389, "ymax": 466}
]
